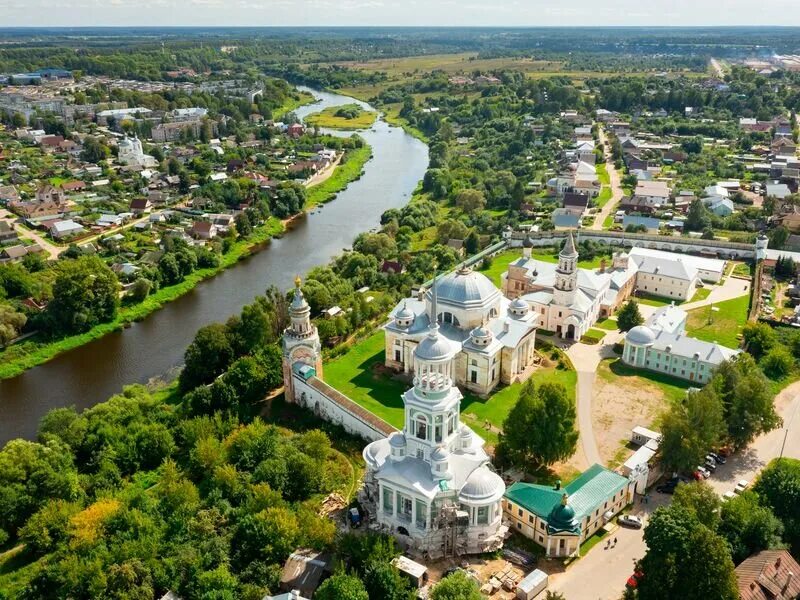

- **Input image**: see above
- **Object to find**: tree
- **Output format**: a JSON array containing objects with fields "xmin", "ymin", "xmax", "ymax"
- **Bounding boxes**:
[
  {"xmin": 127, "ymin": 278, "xmax": 152, "ymax": 303},
  {"xmin": 465, "ymin": 230, "xmax": 480, "ymax": 255},
  {"xmin": 742, "ymin": 322, "xmax": 777, "ymax": 359},
  {"xmin": 713, "ymin": 356, "xmax": 781, "ymax": 448},
  {"xmin": 760, "ymin": 346, "xmax": 794, "ymax": 380},
  {"xmin": 498, "ymin": 381, "xmax": 578, "ymax": 468},
  {"xmin": 753, "ymin": 458, "xmax": 800, "ymax": 555},
  {"xmin": 671, "ymin": 481, "xmax": 721, "ymax": 530},
  {"xmin": 718, "ymin": 490, "xmax": 783, "ymax": 564},
  {"xmin": 179, "ymin": 323, "xmax": 234, "ymax": 392},
  {"xmin": 638, "ymin": 506, "xmax": 738, "ymax": 600},
  {"xmin": 0, "ymin": 303, "xmax": 27, "ymax": 346},
  {"xmin": 686, "ymin": 198, "xmax": 711, "ymax": 232},
  {"xmin": 80, "ymin": 137, "xmax": 107, "ymax": 163},
  {"xmin": 660, "ymin": 387, "xmax": 725, "ymax": 472},
  {"xmin": 314, "ymin": 573, "xmax": 368, "ymax": 600},
  {"xmin": 430, "ymin": 571, "xmax": 482, "ymax": 600},
  {"xmin": 45, "ymin": 256, "xmax": 119, "ymax": 335},
  {"xmin": 617, "ymin": 299, "xmax": 643, "ymax": 332},
  {"xmin": 363, "ymin": 559, "xmax": 415, "ymax": 600},
  {"xmin": 455, "ymin": 189, "xmax": 486, "ymax": 215}
]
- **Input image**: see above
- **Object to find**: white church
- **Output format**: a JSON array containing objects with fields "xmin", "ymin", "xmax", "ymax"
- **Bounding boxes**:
[
  {"xmin": 117, "ymin": 135, "xmax": 158, "ymax": 168},
  {"xmin": 282, "ymin": 277, "xmax": 507, "ymax": 559}
]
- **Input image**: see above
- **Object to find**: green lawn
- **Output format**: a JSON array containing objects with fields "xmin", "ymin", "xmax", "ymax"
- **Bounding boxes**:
[
  {"xmin": 304, "ymin": 104, "xmax": 377, "ymax": 130},
  {"xmin": 595, "ymin": 186, "xmax": 613, "ymax": 208},
  {"xmin": 635, "ymin": 293, "xmax": 684, "ymax": 308},
  {"xmin": 685, "ymin": 294, "xmax": 750, "ymax": 349},
  {"xmin": 690, "ymin": 287, "xmax": 712, "ymax": 302},
  {"xmin": 602, "ymin": 214, "xmax": 615, "ymax": 229},
  {"xmin": 581, "ymin": 329, "xmax": 607, "ymax": 344},
  {"xmin": 599, "ymin": 358, "xmax": 693, "ymax": 405},
  {"xmin": 324, "ymin": 330, "xmax": 577, "ymax": 444},
  {"xmin": 304, "ymin": 144, "xmax": 372, "ymax": 209},
  {"xmin": 479, "ymin": 249, "xmax": 521, "ymax": 286},
  {"xmin": 595, "ymin": 318, "xmax": 619, "ymax": 331},
  {"xmin": 596, "ymin": 163, "xmax": 611, "ymax": 186}
]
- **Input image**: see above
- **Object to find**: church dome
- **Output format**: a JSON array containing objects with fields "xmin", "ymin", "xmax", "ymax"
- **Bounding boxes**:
[
  {"xmin": 415, "ymin": 333, "xmax": 454, "ymax": 362},
  {"xmin": 396, "ymin": 302, "xmax": 414, "ymax": 321},
  {"xmin": 470, "ymin": 324, "xmax": 493, "ymax": 345},
  {"xmin": 389, "ymin": 431, "xmax": 407, "ymax": 449},
  {"xmin": 509, "ymin": 297, "xmax": 529, "ymax": 317},
  {"xmin": 627, "ymin": 325, "xmax": 656, "ymax": 346},
  {"xmin": 459, "ymin": 467, "xmax": 505, "ymax": 504},
  {"xmin": 431, "ymin": 267, "xmax": 500, "ymax": 308},
  {"xmin": 547, "ymin": 494, "xmax": 580, "ymax": 534},
  {"xmin": 431, "ymin": 446, "xmax": 450, "ymax": 462}
]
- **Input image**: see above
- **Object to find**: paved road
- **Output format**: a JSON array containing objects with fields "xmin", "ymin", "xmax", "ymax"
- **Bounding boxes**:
[{"xmin": 591, "ymin": 127, "xmax": 624, "ymax": 231}]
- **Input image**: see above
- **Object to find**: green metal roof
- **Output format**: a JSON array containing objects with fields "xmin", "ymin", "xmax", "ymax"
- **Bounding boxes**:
[{"xmin": 505, "ymin": 464, "xmax": 629, "ymax": 525}]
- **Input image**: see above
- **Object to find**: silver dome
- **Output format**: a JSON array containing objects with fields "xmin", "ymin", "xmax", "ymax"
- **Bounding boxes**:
[
  {"xmin": 395, "ymin": 302, "xmax": 415, "ymax": 321},
  {"xmin": 415, "ymin": 333, "xmax": 454, "ymax": 362},
  {"xmin": 429, "ymin": 268, "xmax": 501, "ymax": 308},
  {"xmin": 389, "ymin": 432, "xmax": 407, "ymax": 448},
  {"xmin": 459, "ymin": 467, "xmax": 505, "ymax": 503},
  {"xmin": 626, "ymin": 325, "xmax": 656, "ymax": 346},
  {"xmin": 431, "ymin": 446, "xmax": 450, "ymax": 462}
]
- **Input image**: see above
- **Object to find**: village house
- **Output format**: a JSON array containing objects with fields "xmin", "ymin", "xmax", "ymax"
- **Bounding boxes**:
[
  {"xmin": 9, "ymin": 184, "xmax": 66, "ymax": 219},
  {"xmin": 190, "ymin": 221, "xmax": 217, "ymax": 240},
  {"xmin": 129, "ymin": 197, "xmax": 152, "ymax": 215},
  {"xmin": 49, "ymin": 219, "xmax": 84, "ymax": 239},
  {"xmin": 0, "ymin": 221, "xmax": 19, "ymax": 245},
  {"xmin": 735, "ymin": 550, "xmax": 800, "ymax": 600},
  {"xmin": 622, "ymin": 180, "xmax": 671, "ymax": 214}
]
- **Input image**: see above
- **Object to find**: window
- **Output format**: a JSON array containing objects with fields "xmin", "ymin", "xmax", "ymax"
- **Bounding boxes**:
[
  {"xmin": 518, "ymin": 508, "xmax": 523, "ymax": 517},
  {"xmin": 517, "ymin": 523, "xmax": 522, "ymax": 530},
  {"xmin": 415, "ymin": 416, "xmax": 428, "ymax": 441},
  {"xmin": 434, "ymin": 415, "xmax": 443, "ymax": 443},
  {"xmin": 416, "ymin": 499, "xmax": 427, "ymax": 529},
  {"xmin": 477, "ymin": 506, "xmax": 489, "ymax": 525},
  {"xmin": 538, "ymin": 535, "xmax": 544, "ymax": 543},
  {"xmin": 394, "ymin": 350, "xmax": 401, "ymax": 362},
  {"xmin": 470, "ymin": 371, "xmax": 478, "ymax": 384},
  {"xmin": 383, "ymin": 487, "xmax": 393, "ymax": 514},
  {"xmin": 528, "ymin": 515, "xmax": 534, "ymax": 523}
]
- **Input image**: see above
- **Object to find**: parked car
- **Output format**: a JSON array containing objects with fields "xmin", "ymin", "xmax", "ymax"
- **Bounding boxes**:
[
  {"xmin": 734, "ymin": 480, "xmax": 749, "ymax": 494},
  {"xmin": 626, "ymin": 571, "xmax": 644, "ymax": 589},
  {"xmin": 348, "ymin": 507, "xmax": 362, "ymax": 528},
  {"xmin": 704, "ymin": 459, "xmax": 717, "ymax": 473},
  {"xmin": 696, "ymin": 466, "xmax": 711, "ymax": 478},
  {"xmin": 722, "ymin": 491, "xmax": 736, "ymax": 502},
  {"xmin": 619, "ymin": 515, "xmax": 644, "ymax": 529},
  {"xmin": 692, "ymin": 470, "xmax": 705, "ymax": 481},
  {"xmin": 708, "ymin": 452, "xmax": 726, "ymax": 465}
]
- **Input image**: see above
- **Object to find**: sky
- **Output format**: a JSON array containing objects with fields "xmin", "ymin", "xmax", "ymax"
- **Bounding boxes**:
[{"xmin": 1, "ymin": 0, "xmax": 800, "ymax": 27}]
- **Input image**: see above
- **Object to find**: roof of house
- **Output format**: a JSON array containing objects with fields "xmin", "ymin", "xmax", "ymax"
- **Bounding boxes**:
[
  {"xmin": 279, "ymin": 550, "xmax": 332, "ymax": 596},
  {"xmin": 634, "ymin": 180, "xmax": 670, "ymax": 198},
  {"xmin": 505, "ymin": 464, "xmax": 629, "ymax": 526},
  {"xmin": 563, "ymin": 192, "xmax": 590, "ymax": 209},
  {"xmin": 736, "ymin": 550, "xmax": 800, "ymax": 600}
]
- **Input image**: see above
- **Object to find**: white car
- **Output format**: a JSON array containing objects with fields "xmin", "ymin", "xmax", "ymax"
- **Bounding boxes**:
[
  {"xmin": 619, "ymin": 515, "xmax": 644, "ymax": 529},
  {"xmin": 696, "ymin": 466, "xmax": 711, "ymax": 479},
  {"xmin": 734, "ymin": 480, "xmax": 749, "ymax": 494},
  {"xmin": 722, "ymin": 491, "xmax": 736, "ymax": 502}
]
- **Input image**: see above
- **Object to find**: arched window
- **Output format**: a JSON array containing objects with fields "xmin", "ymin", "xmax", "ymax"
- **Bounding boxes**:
[
  {"xmin": 415, "ymin": 415, "xmax": 428, "ymax": 441},
  {"xmin": 437, "ymin": 312, "xmax": 461, "ymax": 327}
]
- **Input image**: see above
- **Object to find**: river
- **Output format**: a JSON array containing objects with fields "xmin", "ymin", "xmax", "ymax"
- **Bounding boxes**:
[{"xmin": 0, "ymin": 87, "xmax": 428, "ymax": 445}]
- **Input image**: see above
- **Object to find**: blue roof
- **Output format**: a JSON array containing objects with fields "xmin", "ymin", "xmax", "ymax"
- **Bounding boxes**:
[{"xmin": 623, "ymin": 215, "xmax": 662, "ymax": 230}]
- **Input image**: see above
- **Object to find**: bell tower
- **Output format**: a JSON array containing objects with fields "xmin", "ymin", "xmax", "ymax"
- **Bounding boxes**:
[
  {"xmin": 282, "ymin": 276, "xmax": 323, "ymax": 402},
  {"xmin": 553, "ymin": 231, "xmax": 579, "ymax": 306}
]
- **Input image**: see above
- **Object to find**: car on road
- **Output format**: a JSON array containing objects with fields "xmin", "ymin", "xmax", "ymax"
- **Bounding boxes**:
[
  {"xmin": 734, "ymin": 480, "xmax": 749, "ymax": 494},
  {"xmin": 619, "ymin": 515, "xmax": 643, "ymax": 529}
]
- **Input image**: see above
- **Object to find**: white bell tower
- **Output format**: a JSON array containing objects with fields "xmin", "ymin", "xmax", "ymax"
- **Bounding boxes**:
[
  {"xmin": 553, "ymin": 231, "xmax": 579, "ymax": 306},
  {"xmin": 282, "ymin": 276, "xmax": 323, "ymax": 401}
]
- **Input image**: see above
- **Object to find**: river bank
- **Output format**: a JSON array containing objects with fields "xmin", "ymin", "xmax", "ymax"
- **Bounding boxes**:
[
  {"xmin": 0, "ymin": 142, "xmax": 374, "ymax": 380},
  {"xmin": 0, "ymin": 86, "xmax": 428, "ymax": 445}
]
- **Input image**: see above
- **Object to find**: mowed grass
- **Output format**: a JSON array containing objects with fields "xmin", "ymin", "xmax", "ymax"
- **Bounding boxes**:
[
  {"xmin": 324, "ymin": 330, "xmax": 577, "ymax": 444},
  {"xmin": 685, "ymin": 293, "xmax": 750, "ymax": 349},
  {"xmin": 304, "ymin": 104, "xmax": 377, "ymax": 130},
  {"xmin": 595, "ymin": 318, "xmax": 620, "ymax": 331},
  {"xmin": 478, "ymin": 247, "xmax": 615, "ymax": 288}
]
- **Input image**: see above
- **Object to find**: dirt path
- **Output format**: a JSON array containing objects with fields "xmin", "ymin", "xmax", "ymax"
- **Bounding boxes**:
[
  {"xmin": 303, "ymin": 152, "xmax": 343, "ymax": 188},
  {"xmin": 590, "ymin": 126, "xmax": 624, "ymax": 231}
]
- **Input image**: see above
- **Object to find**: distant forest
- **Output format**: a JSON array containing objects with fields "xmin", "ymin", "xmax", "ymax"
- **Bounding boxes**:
[{"xmin": 0, "ymin": 26, "xmax": 799, "ymax": 77}]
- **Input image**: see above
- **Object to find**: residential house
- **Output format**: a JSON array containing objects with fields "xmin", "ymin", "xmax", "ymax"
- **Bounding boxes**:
[
  {"xmin": 735, "ymin": 550, "xmax": 800, "ymax": 600},
  {"xmin": 772, "ymin": 137, "xmax": 797, "ymax": 157},
  {"xmin": 0, "ymin": 185, "xmax": 20, "ymax": 205},
  {"xmin": 9, "ymin": 184, "xmax": 66, "ymax": 219},
  {"xmin": 287, "ymin": 123, "xmax": 305, "ymax": 138},
  {"xmin": 278, "ymin": 550, "xmax": 332, "ymax": 599},
  {"xmin": 551, "ymin": 209, "xmax": 582, "ymax": 229},
  {"xmin": 130, "ymin": 197, "xmax": 152, "ymax": 215},
  {"xmin": 191, "ymin": 221, "xmax": 217, "ymax": 240},
  {"xmin": 767, "ymin": 183, "xmax": 793, "ymax": 200},
  {"xmin": 97, "ymin": 214, "xmax": 123, "ymax": 228},
  {"xmin": 622, "ymin": 180, "xmax": 671, "ymax": 214},
  {"xmin": 49, "ymin": 219, "xmax": 84, "ymax": 239},
  {"xmin": 702, "ymin": 195, "xmax": 735, "ymax": 217},
  {"xmin": 61, "ymin": 181, "xmax": 86, "ymax": 193},
  {"xmin": 562, "ymin": 192, "xmax": 590, "ymax": 216},
  {"xmin": 0, "ymin": 221, "xmax": 18, "ymax": 245},
  {"xmin": 447, "ymin": 238, "xmax": 466, "ymax": 257}
]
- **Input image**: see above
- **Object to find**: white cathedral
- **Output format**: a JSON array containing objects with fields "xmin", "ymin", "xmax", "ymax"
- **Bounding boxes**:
[
  {"xmin": 361, "ymin": 281, "xmax": 508, "ymax": 559},
  {"xmin": 117, "ymin": 135, "xmax": 158, "ymax": 168},
  {"xmin": 384, "ymin": 265, "xmax": 539, "ymax": 397}
]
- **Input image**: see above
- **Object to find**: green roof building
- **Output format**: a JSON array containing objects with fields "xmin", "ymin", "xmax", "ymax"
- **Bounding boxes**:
[{"xmin": 503, "ymin": 464, "xmax": 634, "ymax": 558}]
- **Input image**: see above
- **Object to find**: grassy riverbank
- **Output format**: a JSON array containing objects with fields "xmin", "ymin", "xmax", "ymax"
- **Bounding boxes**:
[
  {"xmin": 305, "ymin": 144, "xmax": 372, "ymax": 208},
  {"xmin": 0, "ymin": 143, "xmax": 374, "ymax": 380}
]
